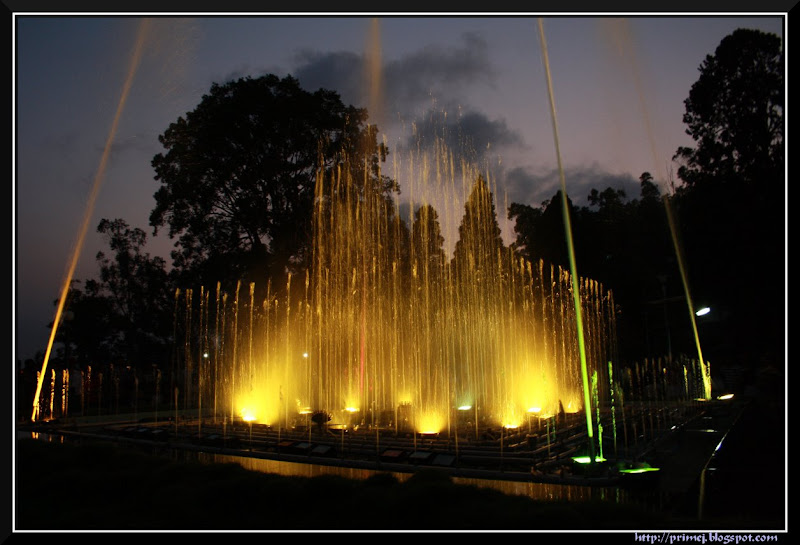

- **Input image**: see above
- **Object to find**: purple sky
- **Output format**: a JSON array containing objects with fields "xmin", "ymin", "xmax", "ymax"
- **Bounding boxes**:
[{"xmin": 13, "ymin": 13, "xmax": 785, "ymax": 363}]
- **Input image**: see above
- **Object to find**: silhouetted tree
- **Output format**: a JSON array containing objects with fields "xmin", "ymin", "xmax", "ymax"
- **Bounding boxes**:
[
  {"xmin": 674, "ymin": 28, "xmax": 783, "ymax": 189},
  {"xmin": 672, "ymin": 28, "xmax": 784, "ymax": 367},
  {"xmin": 508, "ymin": 177, "xmax": 683, "ymax": 363},
  {"xmin": 48, "ymin": 282, "xmax": 116, "ymax": 370},
  {"xmin": 150, "ymin": 74, "xmax": 396, "ymax": 295},
  {"xmin": 411, "ymin": 204, "xmax": 447, "ymax": 284},
  {"xmin": 507, "ymin": 190, "xmax": 576, "ymax": 270},
  {"xmin": 452, "ymin": 175, "xmax": 506, "ymax": 282},
  {"xmin": 81, "ymin": 218, "xmax": 173, "ymax": 369}
]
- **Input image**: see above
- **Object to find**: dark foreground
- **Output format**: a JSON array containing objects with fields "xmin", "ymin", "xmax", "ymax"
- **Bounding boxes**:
[
  {"xmin": 14, "ymin": 397, "xmax": 785, "ymax": 533},
  {"xmin": 14, "ymin": 436, "xmax": 666, "ymax": 531}
]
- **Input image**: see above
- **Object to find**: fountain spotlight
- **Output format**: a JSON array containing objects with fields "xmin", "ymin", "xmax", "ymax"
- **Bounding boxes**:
[
  {"xmin": 572, "ymin": 456, "xmax": 608, "ymax": 464},
  {"xmin": 619, "ymin": 467, "xmax": 661, "ymax": 474}
]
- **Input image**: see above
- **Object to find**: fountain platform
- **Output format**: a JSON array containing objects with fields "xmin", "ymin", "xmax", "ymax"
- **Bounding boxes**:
[{"xmin": 18, "ymin": 398, "xmax": 732, "ymax": 491}]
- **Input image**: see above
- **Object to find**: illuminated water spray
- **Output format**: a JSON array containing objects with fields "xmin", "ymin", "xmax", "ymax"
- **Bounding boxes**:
[
  {"xmin": 31, "ymin": 19, "xmax": 152, "ymax": 421},
  {"xmin": 537, "ymin": 18, "xmax": 595, "ymax": 460},
  {"xmin": 165, "ymin": 17, "xmax": 631, "ymax": 441},
  {"xmin": 365, "ymin": 18, "xmax": 384, "ymax": 129}
]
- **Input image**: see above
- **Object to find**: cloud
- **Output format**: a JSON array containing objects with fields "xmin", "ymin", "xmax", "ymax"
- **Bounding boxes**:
[
  {"xmin": 500, "ymin": 162, "xmax": 641, "ymax": 210},
  {"xmin": 287, "ymin": 31, "xmax": 645, "ymax": 222},
  {"xmin": 291, "ymin": 32, "xmax": 529, "ymax": 178},
  {"xmin": 382, "ymin": 32, "xmax": 495, "ymax": 114},
  {"xmin": 217, "ymin": 64, "xmax": 257, "ymax": 85},
  {"xmin": 292, "ymin": 32, "xmax": 496, "ymax": 128},
  {"xmin": 397, "ymin": 106, "xmax": 525, "ymax": 163},
  {"xmin": 206, "ymin": 61, "xmax": 288, "ymax": 88},
  {"xmin": 292, "ymin": 49, "xmax": 365, "ymax": 106}
]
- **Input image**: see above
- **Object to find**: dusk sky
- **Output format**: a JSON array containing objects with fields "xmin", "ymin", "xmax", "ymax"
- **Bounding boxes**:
[{"xmin": 13, "ymin": 13, "xmax": 785, "ymax": 363}]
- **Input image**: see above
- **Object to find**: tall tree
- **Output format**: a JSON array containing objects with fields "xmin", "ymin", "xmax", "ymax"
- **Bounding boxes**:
[
  {"xmin": 452, "ymin": 175, "xmax": 506, "ymax": 282},
  {"xmin": 507, "ymin": 190, "xmax": 576, "ymax": 271},
  {"xmin": 48, "ymin": 281, "xmax": 116, "ymax": 370},
  {"xmin": 411, "ymin": 204, "xmax": 447, "ymax": 283},
  {"xmin": 508, "ymin": 179, "xmax": 682, "ymax": 363},
  {"xmin": 150, "ymin": 74, "xmax": 395, "ymax": 293},
  {"xmin": 674, "ymin": 28, "xmax": 783, "ymax": 188},
  {"xmin": 672, "ymin": 28, "xmax": 784, "ymax": 368},
  {"xmin": 87, "ymin": 218, "xmax": 174, "ymax": 369}
]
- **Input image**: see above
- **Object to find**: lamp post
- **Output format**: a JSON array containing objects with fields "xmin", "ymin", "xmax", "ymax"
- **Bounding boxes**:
[{"xmin": 694, "ymin": 306, "xmax": 712, "ymax": 399}]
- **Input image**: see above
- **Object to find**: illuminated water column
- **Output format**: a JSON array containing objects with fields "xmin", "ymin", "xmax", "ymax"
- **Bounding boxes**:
[{"xmin": 172, "ymin": 134, "xmax": 618, "ymax": 439}]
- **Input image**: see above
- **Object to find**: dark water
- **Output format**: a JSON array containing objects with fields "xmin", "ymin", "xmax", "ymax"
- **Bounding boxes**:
[{"xmin": 17, "ymin": 429, "xmax": 628, "ymax": 506}]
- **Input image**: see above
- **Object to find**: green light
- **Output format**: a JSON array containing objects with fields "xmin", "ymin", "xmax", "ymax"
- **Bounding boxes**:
[
  {"xmin": 538, "ymin": 18, "xmax": 594, "ymax": 460},
  {"xmin": 663, "ymin": 196, "xmax": 709, "ymax": 399},
  {"xmin": 572, "ymin": 456, "xmax": 607, "ymax": 464},
  {"xmin": 619, "ymin": 467, "xmax": 661, "ymax": 474}
]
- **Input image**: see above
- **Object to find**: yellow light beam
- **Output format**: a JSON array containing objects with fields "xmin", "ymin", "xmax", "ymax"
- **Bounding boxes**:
[{"xmin": 31, "ymin": 19, "xmax": 151, "ymax": 421}]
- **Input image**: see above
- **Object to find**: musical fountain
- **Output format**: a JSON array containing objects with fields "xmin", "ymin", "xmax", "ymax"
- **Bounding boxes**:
[{"xmin": 22, "ymin": 18, "xmax": 716, "ymax": 491}]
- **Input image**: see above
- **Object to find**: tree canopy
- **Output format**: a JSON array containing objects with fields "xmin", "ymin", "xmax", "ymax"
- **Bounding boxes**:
[
  {"xmin": 672, "ymin": 28, "xmax": 784, "ymax": 367},
  {"xmin": 674, "ymin": 28, "xmax": 783, "ymax": 189},
  {"xmin": 411, "ymin": 204, "xmax": 447, "ymax": 283},
  {"xmin": 452, "ymin": 175, "xmax": 506, "ymax": 282},
  {"xmin": 150, "ymin": 74, "xmax": 395, "ymax": 293},
  {"xmin": 52, "ymin": 219, "xmax": 173, "ymax": 371},
  {"xmin": 506, "ymin": 28, "xmax": 784, "ymax": 366}
]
